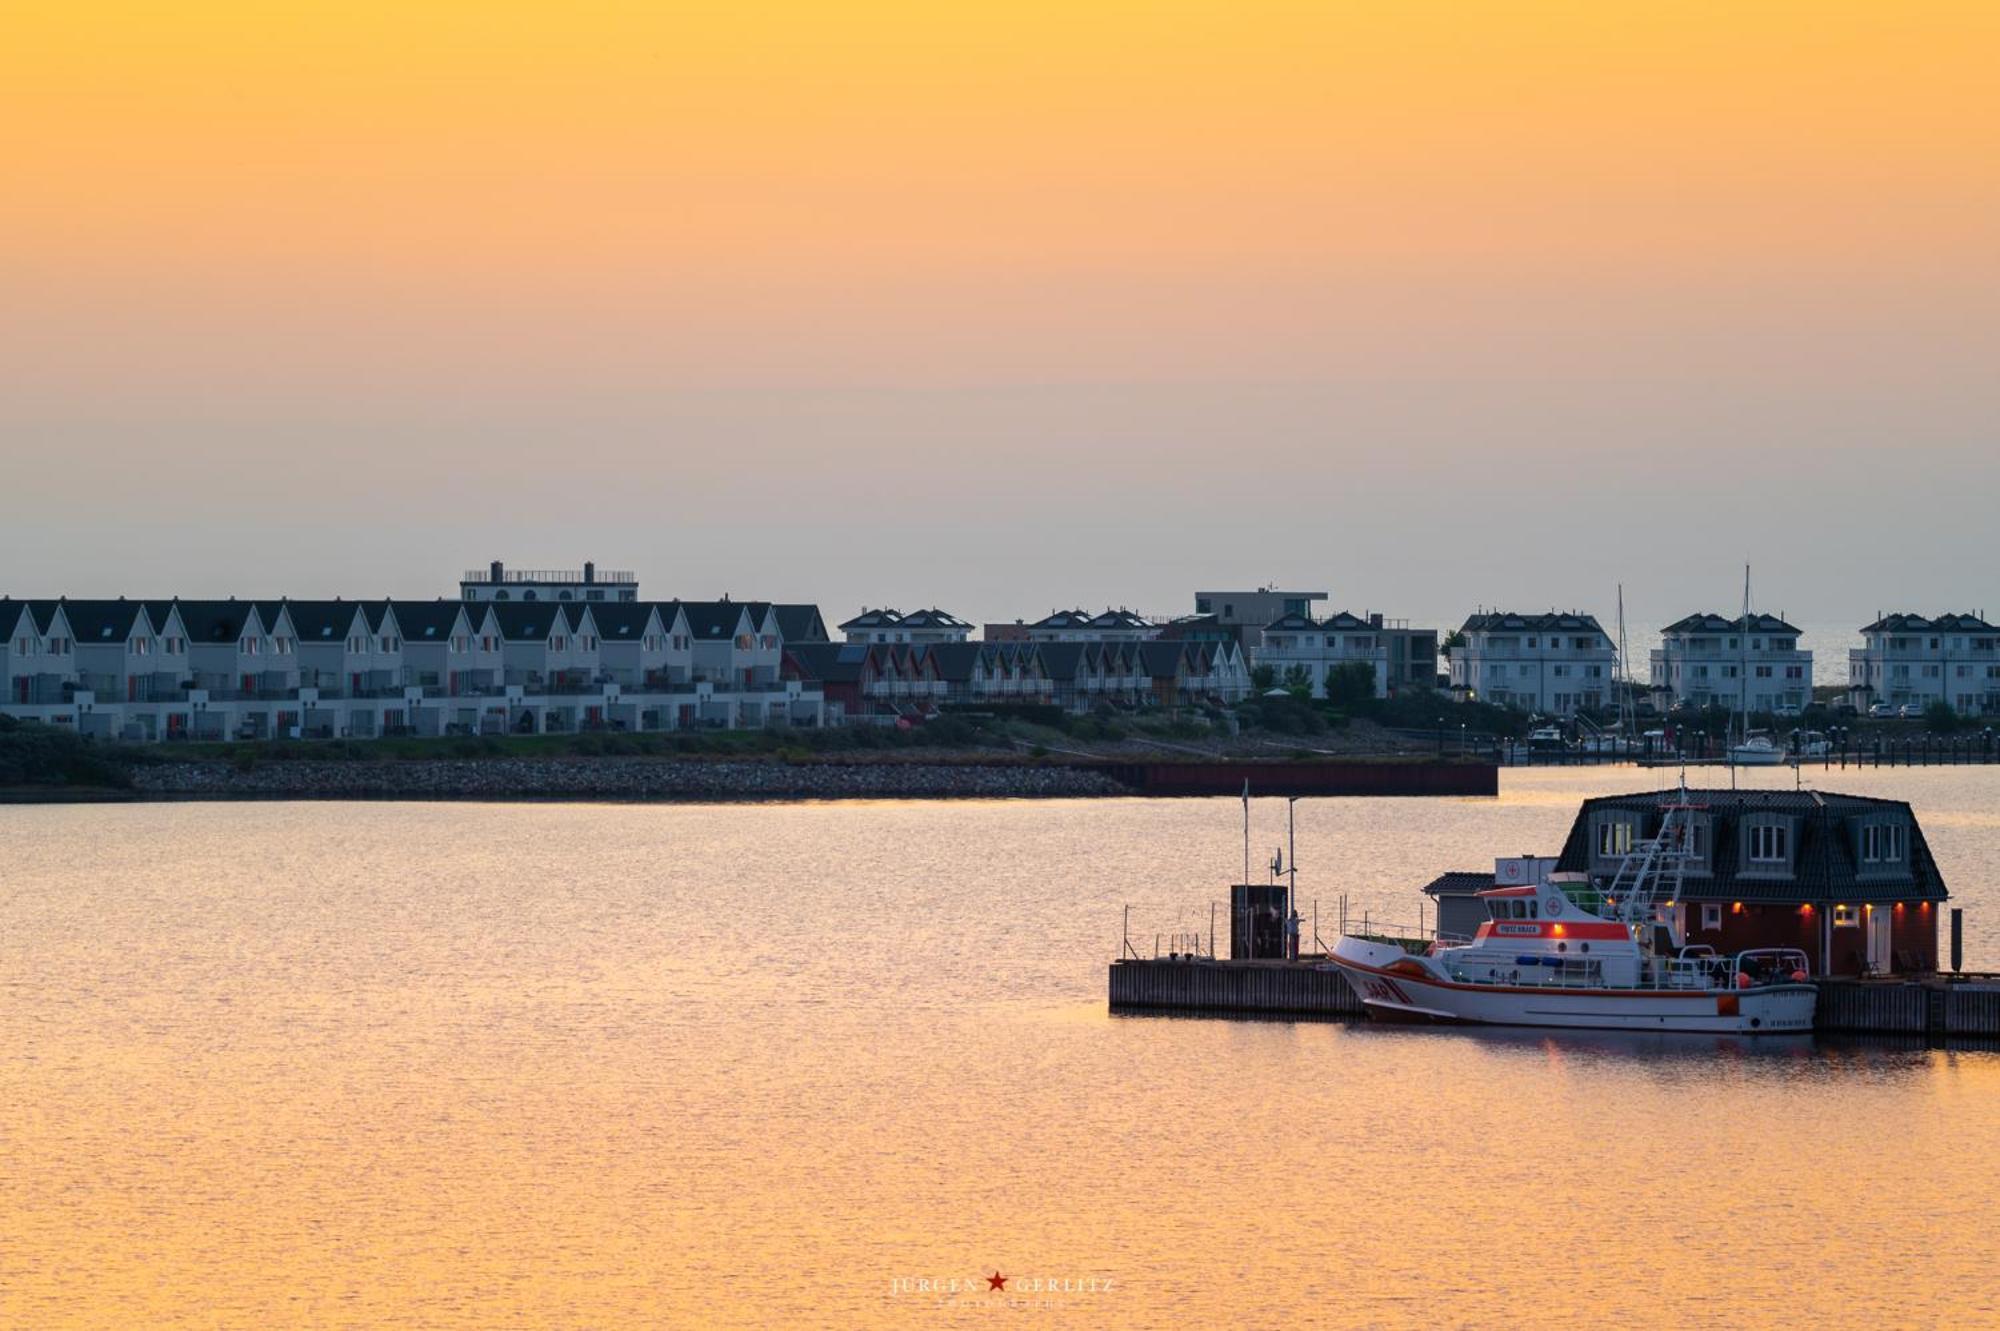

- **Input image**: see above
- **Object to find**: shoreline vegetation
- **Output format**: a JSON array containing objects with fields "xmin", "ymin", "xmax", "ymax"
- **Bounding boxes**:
[{"xmin": 0, "ymin": 701, "xmax": 1497, "ymax": 804}]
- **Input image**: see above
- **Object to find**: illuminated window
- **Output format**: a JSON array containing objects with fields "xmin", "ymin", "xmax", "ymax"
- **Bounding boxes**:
[
  {"xmin": 1833, "ymin": 904, "xmax": 1860, "ymax": 928},
  {"xmin": 1597, "ymin": 820, "xmax": 1636, "ymax": 857}
]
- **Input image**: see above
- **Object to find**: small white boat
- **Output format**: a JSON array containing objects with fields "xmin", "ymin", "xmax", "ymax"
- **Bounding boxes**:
[
  {"xmin": 1329, "ymin": 789, "xmax": 1817, "ymax": 1033},
  {"xmin": 1728, "ymin": 734, "xmax": 1786, "ymax": 766}
]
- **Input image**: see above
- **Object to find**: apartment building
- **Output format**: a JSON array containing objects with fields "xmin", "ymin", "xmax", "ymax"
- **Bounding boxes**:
[
  {"xmin": 838, "ymin": 607, "xmax": 974, "ymax": 645},
  {"xmin": 1256, "ymin": 610, "xmax": 1439, "ymax": 699},
  {"xmin": 1449, "ymin": 611, "xmax": 1616, "ymax": 714},
  {"xmin": 1651, "ymin": 613, "xmax": 1812, "ymax": 713},
  {"xmin": 1849, "ymin": 613, "xmax": 2000, "ymax": 715}
]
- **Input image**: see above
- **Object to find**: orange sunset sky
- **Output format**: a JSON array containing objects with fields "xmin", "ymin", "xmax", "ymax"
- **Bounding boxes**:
[{"xmin": 4, "ymin": 2, "xmax": 1997, "ymax": 622}]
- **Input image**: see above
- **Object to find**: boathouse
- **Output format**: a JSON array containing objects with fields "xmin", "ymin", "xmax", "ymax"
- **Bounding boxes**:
[{"xmin": 1554, "ymin": 789, "xmax": 1948, "ymax": 977}]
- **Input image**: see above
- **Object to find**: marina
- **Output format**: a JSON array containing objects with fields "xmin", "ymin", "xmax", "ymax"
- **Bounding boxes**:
[{"xmin": 1111, "ymin": 774, "xmax": 2000, "ymax": 1039}]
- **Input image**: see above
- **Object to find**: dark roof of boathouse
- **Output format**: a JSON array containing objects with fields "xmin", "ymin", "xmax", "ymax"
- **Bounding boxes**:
[{"xmin": 1553, "ymin": 789, "xmax": 1948, "ymax": 904}]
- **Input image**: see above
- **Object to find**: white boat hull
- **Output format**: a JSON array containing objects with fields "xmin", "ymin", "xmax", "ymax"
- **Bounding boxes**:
[{"xmin": 1330, "ymin": 938, "xmax": 1816, "ymax": 1034}]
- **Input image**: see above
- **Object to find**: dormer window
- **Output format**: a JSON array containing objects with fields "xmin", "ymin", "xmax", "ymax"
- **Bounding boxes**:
[
  {"xmin": 1596, "ymin": 819, "xmax": 1636, "ymax": 857},
  {"xmin": 1747, "ymin": 824, "xmax": 1788, "ymax": 863},
  {"xmin": 1861, "ymin": 823, "xmax": 1906, "ymax": 863}
]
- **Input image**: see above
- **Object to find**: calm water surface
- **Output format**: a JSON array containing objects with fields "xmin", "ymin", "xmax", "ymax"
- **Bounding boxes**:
[{"xmin": 4, "ymin": 767, "xmax": 1999, "ymax": 1328}]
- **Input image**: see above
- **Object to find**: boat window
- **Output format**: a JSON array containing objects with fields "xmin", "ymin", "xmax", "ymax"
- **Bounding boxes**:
[
  {"xmin": 1511, "ymin": 901, "xmax": 1527, "ymax": 919},
  {"xmin": 1527, "ymin": 900, "xmax": 1539, "ymax": 918}
]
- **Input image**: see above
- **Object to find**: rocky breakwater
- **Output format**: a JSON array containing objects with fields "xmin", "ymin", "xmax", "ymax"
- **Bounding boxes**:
[{"xmin": 127, "ymin": 757, "xmax": 1131, "ymax": 803}]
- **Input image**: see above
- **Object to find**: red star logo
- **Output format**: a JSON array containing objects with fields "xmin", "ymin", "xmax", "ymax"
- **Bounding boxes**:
[{"xmin": 986, "ymin": 1271, "xmax": 1008, "ymax": 1292}]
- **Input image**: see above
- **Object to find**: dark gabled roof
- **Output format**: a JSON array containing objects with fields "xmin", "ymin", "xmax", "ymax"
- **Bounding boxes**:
[
  {"xmin": 1319, "ymin": 611, "xmax": 1377, "ymax": 631},
  {"xmin": 785, "ymin": 641, "xmax": 873, "ymax": 683},
  {"xmin": 48, "ymin": 598, "xmax": 152, "ymax": 642},
  {"xmin": 1139, "ymin": 641, "xmax": 1187, "ymax": 677},
  {"xmin": 899, "ymin": 608, "xmax": 971, "ymax": 630},
  {"xmin": 585, "ymin": 601, "xmax": 657, "ymax": 640},
  {"xmin": 488, "ymin": 601, "xmax": 564, "ymax": 641},
  {"xmin": 141, "ymin": 600, "xmax": 179, "ymax": 635},
  {"xmin": 386, "ymin": 599, "xmax": 470, "ymax": 641},
  {"xmin": 21, "ymin": 599, "xmax": 66, "ymax": 635},
  {"xmin": 634, "ymin": 600, "xmax": 686, "ymax": 631},
  {"xmin": 283, "ymin": 599, "xmax": 369, "ymax": 640},
  {"xmin": 360, "ymin": 601, "xmax": 399, "ymax": 634},
  {"xmin": 1661, "ymin": 612, "xmax": 1802, "ymax": 636},
  {"xmin": 681, "ymin": 600, "xmax": 751, "ymax": 640},
  {"xmin": 1263, "ymin": 611, "xmax": 1317, "ymax": 631},
  {"xmin": 162, "ymin": 599, "xmax": 253, "ymax": 644},
  {"xmin": 837, "ymin": 607, "xmax": 902, "ymax": 631},
  {"xmin": 1461, "ymin": 611, "xmax": 1608, "ymax": 636},
  {"xmin": 1860, "ymin": 612, "xmax": 1998, "ymax": 634},
  {"xmin": 1421, "ymin": 872, "xmax": 1497, "ymax": 898},
  {"xmin": 1036, "ymin": 642, "xmax": 1089, "ymax": 679},
  {"xmin": 1553, "ymin": 788, "xmax": 1948, "ymax": 904},
  {"xmin": 251, "ymin": 600, "xmax": 285, "ymax": 632},
  {"xmin": 926, "ymin": 642, "xmax": 983, "ymax": 682},
  {"xmin": 775, "ymin": 604, "xmax": 828, "ymax": 643},
  {"xmin": 0, "ymin": 598, "xmax": 66, "ymax": 636},
  {"xmin": 1028, "ymin": 608, "xmax": 1153, "ymax": 632}
]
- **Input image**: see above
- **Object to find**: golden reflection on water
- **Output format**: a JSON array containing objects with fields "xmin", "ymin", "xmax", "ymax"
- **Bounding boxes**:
[{"xmin": 3, "ymin": 768, "xmax": 2000, "ymax": 1328}]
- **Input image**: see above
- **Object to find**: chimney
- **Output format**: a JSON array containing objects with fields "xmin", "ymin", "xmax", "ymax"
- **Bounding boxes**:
[
  {"xmin": 490, "ymin": 560, "xmax": 504, "ymax": 583},
  {"xmin": 1369, "ymin": 612, "xmax": 1384, "ymax": 629},
  {"xmin": 584, "ymin": 561, "xmax": 595, "ymax": 584}
]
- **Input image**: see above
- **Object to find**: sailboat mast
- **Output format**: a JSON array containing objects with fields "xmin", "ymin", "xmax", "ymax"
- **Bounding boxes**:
[
  {"xmin": 1740, "ymin": 563, "xmax": 1751, "ymax": 737},
  {"xmin": 1616, "ymin": 584, "xmax": 1630, "ymax": 733}
]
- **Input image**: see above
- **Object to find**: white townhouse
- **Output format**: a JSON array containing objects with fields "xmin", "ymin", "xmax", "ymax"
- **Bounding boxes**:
[
  {"xmin": 68, "ymin": 600, "xmax": 167, "ymax": 702},
  {"xmin": 894, "ymin": 609, "xmax": 972, "ymax": 643},
  {"xmin": 589, "ymin": 601, "xmax": 667, "ymax": 688},
  {"xmin": 1849, "ymin": 613, "xmax": 2000, "ymax": 715},
  {"xmin": 840, "ymin": 609, "xmax": 908, "ymax": 644},
  {"xmin": 279, "ymin": 601, "xmax": 372, "ymax": 697},
  {"xmin": 2, "ymin": 600, "xmax": 76, "ymax": 708},
  {"xmin": 357, "ymin": 602, "xmax": 408, "ymax": 697},
  {"xmin": 1256, "ymin": 611, "xmax": 1440, "ymax": 699},
  {"xmin": 1019, "ymin": 609, "xmax": 1159, "ymax": 644},
  {"xmin": 1650, "ymin": 613, "xmax": 1811, "ymax": 713},
  {"xmin": 388, "ymin": 603, "xmax": 500, "ymax": 699},
  {"xmin": 1450, "ymin": 611, "xmax": 1616, "ymax": 714}
]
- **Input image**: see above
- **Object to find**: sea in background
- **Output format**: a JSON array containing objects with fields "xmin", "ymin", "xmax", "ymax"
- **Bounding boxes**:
[
  {"xmin": 4, "ymin": 766, "xmax": 1998, "ymax": 1328},
  {"xmin": 1622, "ymin": 621, "xmax": 1860, "ymax": 688}
]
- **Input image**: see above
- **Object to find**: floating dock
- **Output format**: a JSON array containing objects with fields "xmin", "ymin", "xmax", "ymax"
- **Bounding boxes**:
[{"xmin": 1108, "ymin": 957, "xmax": 2000, "ymax": 1039}]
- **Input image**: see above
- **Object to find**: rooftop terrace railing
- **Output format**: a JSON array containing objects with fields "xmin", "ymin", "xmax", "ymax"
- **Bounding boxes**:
[{"xmin": 462, "ymin": 568, "xmax": 637, "ymax": 585}]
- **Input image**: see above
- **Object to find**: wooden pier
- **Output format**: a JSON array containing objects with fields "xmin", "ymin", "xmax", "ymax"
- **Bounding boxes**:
[{"xmin": 1109, "ymin": 958, "xmax": 2000, "ymax": 1038}]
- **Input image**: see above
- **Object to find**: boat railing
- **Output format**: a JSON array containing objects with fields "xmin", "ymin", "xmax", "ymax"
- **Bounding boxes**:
[{"xmin": 1442, "ymin": 947, "xmax": 1811, "ymax": 991}]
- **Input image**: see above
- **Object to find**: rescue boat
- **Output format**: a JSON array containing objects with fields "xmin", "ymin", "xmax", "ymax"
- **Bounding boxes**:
[{"xmin": 1329, "ymin": 788, "xmax": 1817, "ymax": 1033}]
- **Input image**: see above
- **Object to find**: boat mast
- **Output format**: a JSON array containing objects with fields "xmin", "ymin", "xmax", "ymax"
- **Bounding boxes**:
[
  {"xmin": 1740, "ymin": 563, "xmax": 1751, "ymax": 744},
  {"xmin": 1616, "ymin": 584, "xmax": 1632, "ymax": 735}
]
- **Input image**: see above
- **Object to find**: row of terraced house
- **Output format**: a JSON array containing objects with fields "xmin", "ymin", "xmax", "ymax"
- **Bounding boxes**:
[
  {"xmin": 0, "ymin": 592, "xmax": 831, "ymax": 741},
  {"xmin": 789, "ymin": 637, "xmax": 1253, "ymax": 716}
]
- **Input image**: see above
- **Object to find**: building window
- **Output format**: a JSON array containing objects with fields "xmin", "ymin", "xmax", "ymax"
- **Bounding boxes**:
[
  {"xmin": 1701, "ymin": 903, "xmax": 1723, "ymax": 930},
  {"xmin": 1747, "ymin": 824, "xmax": 1788, "ymax": 863},
  {"xmin": 1861, "ymin": 823, "xmax": 1906, "ymax": 863},
  {"xmin": 1832, "ymin": 903, "xmax": 1859, "ymax": 928},
  {"xmin": 1597, "ymin": 819, "xmax": 1636, "ymax": 857}
]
